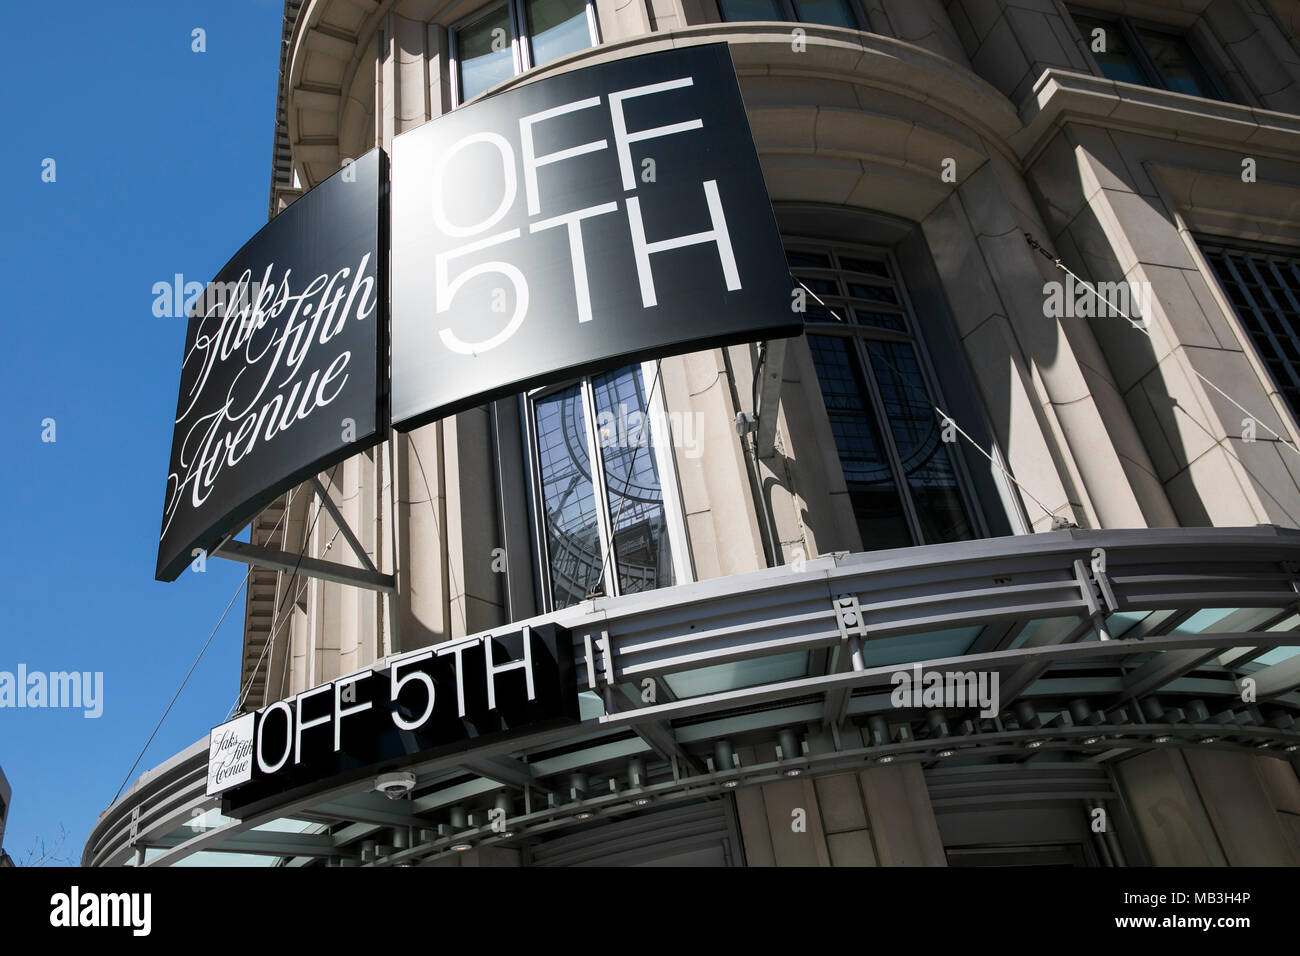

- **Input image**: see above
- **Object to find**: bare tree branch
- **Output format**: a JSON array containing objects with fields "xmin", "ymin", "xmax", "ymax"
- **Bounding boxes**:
[{"xmin": 17, "ymin": 824, "xmax": 71, "ymax": 867}]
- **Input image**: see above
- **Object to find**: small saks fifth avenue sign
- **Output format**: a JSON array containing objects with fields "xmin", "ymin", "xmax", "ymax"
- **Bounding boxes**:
[
  {"xmin": 207, "ymin": 712, "xmax": 254, "ymax": 792},
  {"xmin": 155, "ymin": 150, "xmax": 386, "ymax": 581},
  {"xmin": 207, "ymin": 624, "xmax": 578, "ymax": 813}
]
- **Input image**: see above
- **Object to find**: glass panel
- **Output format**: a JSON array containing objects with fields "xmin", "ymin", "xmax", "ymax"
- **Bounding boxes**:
[
  {"xmin": 173, "ymin": 851, "xmax": 286, "ymax": 867},
  {"xmin": 1009, "ymin": 615, "xmax": 1084, "ymax": 649},
  {"xmin": 847, "ymin": 282, "xmax": 898, "ymax": 305},
  {"xmin": 1106, "ymin": 609, "xmax": 1154, "ymax": 639},
  {"xmin": 1251, "ymin": 646, "xmax": 1300, "ymax": 667},
  {"xmin": 793, "ymin": 0, "xmax": 857, "ymax": 28},
  {"xmin": 251, "ymin": 817, "xmax": 321, "ymax": 833},
  {"xmin": 838, "ymin": 255, "xmax": 890, "ymax": 278},
  {"xmin": 593, "ymin": 367, "xmax": 675, "ymax": 596},
  {"xmin": 664, "ymin": 651, "xmax": 809, "ymax": 698},
  {"xmin": 797, "ymin": 276, "xmax": 838, "ymax": 298},
  {"xmin": 786, "ymin": 249, "xmax": 833, "ymax": 269},
  {"xmin": 534, "ymin": 385, "xmax": 604, "ymax": 607},
  {"xmin": 852, "ymin": 309, "xmax": 908, "ymax": 332},
  {"xmin": 1202, "ymin": 244, "xmax": 1300, "ymax": 423},
  {"xmin": 1251, "ymin": 614, "xmax": 1300, "ymax": 665},
  {"xmin": 1120, "ymin": 609, "xmax": 1189, "ymax": 639},
  {"xmin": 526, "ymin": 0, "xmax": 593, "ymax": 67},
  {"xmin": 578, "ymin": 690, "xmax": 606, "ymax": 719},
  {"xmin": 862, "ymin": 626, "xmax": 983, "ymax": 668},
  {"xmin": 1073, "ymin": 15, "xmax": 1149, "ymax": 87},
  {"xmin": 807, "ymin": 334, "xmax": 912, "ymax": 549},
  {"xmin": 865, "ymin": 340, "xmax": 974, "ymax": 543},
  {"xmin": 793, "ymin": 275, "xmax": 843, "ymax": 322},
  {"xmin": 1138, "ymin": 29, "xmax": 1219, "ymax": 99},
  {"xmin": 718, "ymin": 0, "xmax": 787, "ymax": 21},
  {"xmin": 804, "ymin": 299, "xmax": 840, "ymax": 323},
  {"xmin": 1171, "ymin": 607, "xmax": 1236, "ymax": 634},
  {"xmin": 456, "ymin": 5, "xmax": 515, "ymax": 102},
  {"xmin": 186, "ymin": 807, "xmax": 233, "ymax": 831}
]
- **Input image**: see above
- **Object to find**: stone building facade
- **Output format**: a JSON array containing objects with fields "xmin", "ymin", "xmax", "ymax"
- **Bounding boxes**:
[{"xmin": 86, "ymin": 0, "xmax": 1300, "ymax": 867}]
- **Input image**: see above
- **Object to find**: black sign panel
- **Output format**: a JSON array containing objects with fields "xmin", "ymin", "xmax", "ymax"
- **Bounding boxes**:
[
  {"xmin": 156, "ymin": 150, "xmax": 386, "ymax": 581},
  {"xmin": 211, "ymin": 623, "xmax": 579, "ymax": 818},
  {"xmin": 390, "ymin": 44, "xmax": 798, "ymax": 431}
]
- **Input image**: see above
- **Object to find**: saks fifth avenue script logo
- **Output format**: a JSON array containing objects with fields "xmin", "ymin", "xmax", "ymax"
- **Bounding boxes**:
[
  {"xmin": 161, "ymin": 256, "xmax": 375, "ymax": 542},
  {"xmin": 156, "ymin": 148, "xmax": 382, "ymax": 582},
  {"xmin": 206, "ymin": 712, "xmax": 254, "ymax": 793}
]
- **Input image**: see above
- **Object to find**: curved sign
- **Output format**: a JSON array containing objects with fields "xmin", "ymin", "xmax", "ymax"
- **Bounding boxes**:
[
  {"xmin": 208, "ymin": 623, "xmax": 578, "ymax": 818},
  {"xmin": 155, "ymin": 150, "xmax": 386, "ymax": 581},
  {"xmin": 389, "ymin": 43, "xmax": 798, "ymax": 430}
]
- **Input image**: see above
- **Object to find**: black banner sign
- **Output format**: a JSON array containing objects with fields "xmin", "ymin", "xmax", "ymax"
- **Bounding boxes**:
[
  {"xmin": 155, "ymin": 150, "xmax": 386, "ymax": 581},
  {"xmin": 389, "ymin": 44, "xmax": 798, "ymax": 430},
  {"xmin": 208, "ymin": 623, "xmax": 579, "ymax": 817}
]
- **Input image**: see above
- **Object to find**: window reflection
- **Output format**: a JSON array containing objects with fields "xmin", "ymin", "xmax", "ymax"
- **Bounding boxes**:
[
  {"xmin": 866, "ymin": 340, "xmax": 973, "ymax": 543},
  {"xmin": 526, "ymin": 0, "xmax": 593, "ymax": 66},
  {"xmin": 534, "ymin": 385, "xmax": 603, "ymax": 607},
  {"xmin": 807, "ymin": 334, "xmax": 912, "ymax": 549},
  {"xmin": 533, "ymin": 366, "xmax": 674, "ymax": 609},
  {"xmin": 455, "ymin": 0, "xmax": 594, "ymax": 104},
  {"xmin": 457, "ymin": 5, "xmax": 514, "ymax": 101},
  {"xmin": 593, "ymin": 368, "xmax": 675, "ymax": 596}
]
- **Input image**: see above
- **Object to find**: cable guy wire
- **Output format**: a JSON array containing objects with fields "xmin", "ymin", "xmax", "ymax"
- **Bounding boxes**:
[
  {"xmin": 230, "ymin": 463, "xmax": 343, "ymax": 718},
  {"xmin": 112, "ymin": 503, "xmax": 293, "ymax": 804},
  {"xmin": 793, "ymin": 276, "xmax": 1061, "ymax": 523},
  {"xmin": 1024, "ymin": 232, "xmax": 1300, "ymax": 462}
]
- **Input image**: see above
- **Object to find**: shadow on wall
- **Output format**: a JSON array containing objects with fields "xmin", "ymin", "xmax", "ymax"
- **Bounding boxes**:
[{"xmin": 1062, "ymin": 183, "xmax": 1300, "ymax": 528}]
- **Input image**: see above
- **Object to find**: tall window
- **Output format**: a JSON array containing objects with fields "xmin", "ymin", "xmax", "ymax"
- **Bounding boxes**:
[
  {"xmin": 526, "ymin": 364, "xmax": 681, "ymax": 610},
  {"xmin": 451, "ymin": 0, "xmax": 598, "ymax": 104},
  {"xmin": 792, "ymin": 243, "xmax": 977, "ymax": 551},
  {"xmin": 716, "ymin": 0, "xmax": 863, "ymax": 30},
  {"xmin": 1200, "ymin": 240, "xmax": 1300, "ymax": 425},
  {"xmin": 1069, "ymin": 8, "xmax": 1227, "ymax": 101}
]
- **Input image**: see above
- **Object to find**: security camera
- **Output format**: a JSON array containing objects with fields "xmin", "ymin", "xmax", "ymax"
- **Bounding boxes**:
[{"xmin": 374, "ymin": 772, "xmax": 417, "ymax": 800}]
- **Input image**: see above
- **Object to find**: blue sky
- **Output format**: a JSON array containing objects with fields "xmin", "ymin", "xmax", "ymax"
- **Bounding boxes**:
[{"xmin": 0, "ymin": 0, "xmax": 285, "ymax": 863}]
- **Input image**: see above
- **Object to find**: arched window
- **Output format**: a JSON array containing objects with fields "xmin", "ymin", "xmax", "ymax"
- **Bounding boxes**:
[
  {"xmin": 791, "ymin": 241, "xmax": 979, "ymax": 550},
  {"xmin": 451, "ymin": 0, "xmax": 600, "ymax": 104}
]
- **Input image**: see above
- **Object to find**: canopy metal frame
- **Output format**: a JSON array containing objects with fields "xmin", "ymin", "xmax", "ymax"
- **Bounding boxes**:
[{"xmin": 85, "ymin": 526, "xmax": 1300, "ymax": 868}]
